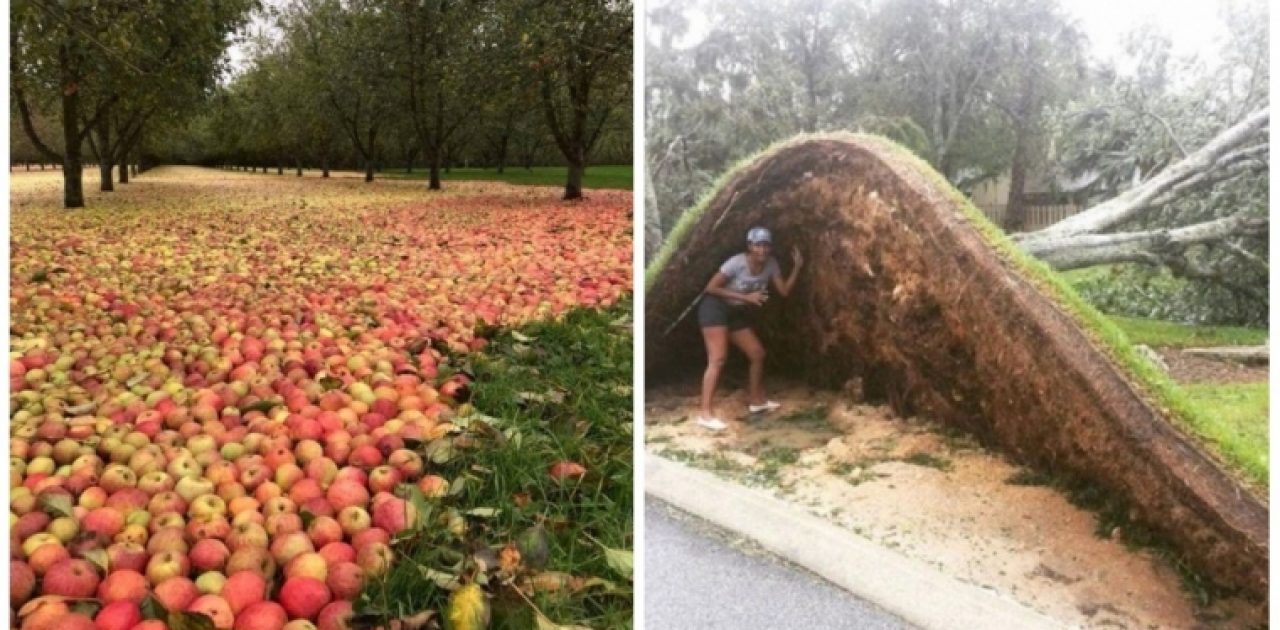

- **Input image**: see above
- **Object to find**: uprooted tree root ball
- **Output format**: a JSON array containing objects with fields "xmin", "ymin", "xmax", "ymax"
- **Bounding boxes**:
[{"xmin": 645, "ymin": 134, "xmax": 1267, "ymax": 600}]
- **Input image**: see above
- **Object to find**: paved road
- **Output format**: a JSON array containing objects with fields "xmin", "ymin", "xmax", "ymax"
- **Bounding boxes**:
[{"xmin": 646, "ymin": 500, "xmax": 915, "ymax": 630}]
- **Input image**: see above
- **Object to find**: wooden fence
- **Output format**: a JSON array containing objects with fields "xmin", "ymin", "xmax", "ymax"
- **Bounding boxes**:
[{"xmin": 976, "ymin": 203, "xmax": 1080, "ymax": 233}]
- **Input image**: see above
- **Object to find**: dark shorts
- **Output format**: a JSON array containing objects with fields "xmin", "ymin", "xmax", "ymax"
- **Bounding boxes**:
[{"xmin": 698, "ymin": 294, "xmax": 754, "ymax": 331}]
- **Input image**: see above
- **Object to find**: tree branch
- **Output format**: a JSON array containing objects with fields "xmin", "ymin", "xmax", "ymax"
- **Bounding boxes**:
[
  {"xmin": 1019, "ymin": 108, "xmax": 1269, "ymax": 243},
  {"xmin": 1021, "ymin": 211, "xmax": 1268, "ymax": 270}
]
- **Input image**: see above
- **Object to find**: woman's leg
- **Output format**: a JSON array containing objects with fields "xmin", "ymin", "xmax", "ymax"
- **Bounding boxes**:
[
  {"xmin": 700, "ymin": 326, "xmax": 729, "ymax": 417},
  {"xmin": 729, "ymin": 327, "xmax": 767, "ymax": 404}
]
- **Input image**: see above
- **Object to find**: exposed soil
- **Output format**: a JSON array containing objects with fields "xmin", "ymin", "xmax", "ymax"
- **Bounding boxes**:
[
  {"xmin": 646, "ymin": 381, "xmax": 1265, "ymax": 629},
  {"xmin": 644, "ymin": 134, "xmax": 1267, "ymax": 598},
  {"xmin": 1157, "ymin": 348, "xmax": 1269, "ymax": 384}
]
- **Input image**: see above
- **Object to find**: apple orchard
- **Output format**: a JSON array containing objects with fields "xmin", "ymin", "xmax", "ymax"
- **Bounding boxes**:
[{"xmin": 9, "ymin": 169, "xmax": 631, "ymax": 630}]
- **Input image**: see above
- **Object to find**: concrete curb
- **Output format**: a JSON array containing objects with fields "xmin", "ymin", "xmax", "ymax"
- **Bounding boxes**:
[{"xmin": 646, "ymin": 453, "xmax": 1067, "ymax": 630}]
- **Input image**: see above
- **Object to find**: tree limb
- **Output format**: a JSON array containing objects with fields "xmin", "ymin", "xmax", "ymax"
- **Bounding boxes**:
[
  {"xmin": 1022, "ymin": 211, "xmax": 1268, "ymax": 270},
  {"xmin": 1018, "ymin": 108, "xmax": 1269, "ymax": 243}
]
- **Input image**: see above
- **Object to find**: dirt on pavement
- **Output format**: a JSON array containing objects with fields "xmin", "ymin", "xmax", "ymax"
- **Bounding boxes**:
[{"xmin": 646, "ymin": 380, "xmax": 1265, "ymax": 629}]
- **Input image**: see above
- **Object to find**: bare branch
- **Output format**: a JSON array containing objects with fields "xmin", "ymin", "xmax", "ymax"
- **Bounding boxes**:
[{"xmin": 1022, "ymin": 212, "xmax": 1268, "ymax": 270}]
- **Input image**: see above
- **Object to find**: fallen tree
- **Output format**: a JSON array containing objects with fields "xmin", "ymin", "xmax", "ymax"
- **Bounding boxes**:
[
  {"xmin": 1017, "ymin": 109, "xmax": 1268, "ymax": 277},
  {"xmin": 645, "ymin": 133, "xmax": 1267, "ymax": 600}
]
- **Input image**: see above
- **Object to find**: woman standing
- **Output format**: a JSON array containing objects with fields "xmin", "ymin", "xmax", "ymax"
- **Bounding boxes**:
[{"xmin": 695, "ymin": 227, "xmax": 803, "ymax": 431}]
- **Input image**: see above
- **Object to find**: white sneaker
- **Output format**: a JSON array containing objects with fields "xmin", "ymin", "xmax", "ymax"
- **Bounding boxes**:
[
  {"xmin": 748, "ymin": 400, "xmax": 781, "ymax": 414},
  {"xmin": 696, "ymin": 416, "xmax": 728, "ymax": 432}
]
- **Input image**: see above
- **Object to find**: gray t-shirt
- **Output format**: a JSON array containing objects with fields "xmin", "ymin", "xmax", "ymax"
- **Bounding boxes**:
[{"xmin": 719, "ymin": 253, "xmax": 780, "ymax": 306}]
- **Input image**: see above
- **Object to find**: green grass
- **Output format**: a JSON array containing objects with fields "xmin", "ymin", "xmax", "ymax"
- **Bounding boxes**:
[
  {"xmin": 1105, "ymin": 316, "xmax": 1268, "ymax": 349},
  {"xmin": 381, "ymin": 165, "xmax": 633, "ymax": 190},
  {"xmin": 359, "ymin": 301, "xmax": 633, "ymax": 628},
  {"xmin": 1181, "ymin": 383, "xmax": 1269, "ymax": 477},
  {"xmin": 646, "ymin": 131, "xmax": 1268, "ymax": 488}
]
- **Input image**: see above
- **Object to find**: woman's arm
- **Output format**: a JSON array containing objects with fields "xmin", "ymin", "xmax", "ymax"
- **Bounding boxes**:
[
  {"xmin": 706, "ymin": 272, "xmax": 765, "ymax": 306},
  {"xmin": 771, "ymin": 247, "xmax": 804, "ymax": 297}
]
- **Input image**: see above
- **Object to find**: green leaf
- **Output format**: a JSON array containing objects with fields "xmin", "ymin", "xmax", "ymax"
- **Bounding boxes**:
[
  {"xmin": 401, "ymin": 485, "xmax": 434, "ymax": 531},
  {"xmin": 140, "ymin": 595, "xmax": 168, "ymax": 620},
  {"xmin": 81, "ymin": 548, "xmax": 110, "ymax": 574},
  {"xmin": 319, "ymin": 376, "xmax": 343, "ymax": 391},
  {"xmin": 299, "ymin": 509, "xmax": 316, "ymax": 530},
  {"xmin": 39, "ymin": 492, "xmax": 74, "ymax": 518},
  {"xmin": 516, "ymin": 525, "xmax": 550, "ymax": 571},
  {"xmin": 421, "ymin": 567, "xmax": 462, "ymax": 590},
  {"xmin": 602, "ymin": 547, "xmax": 632, "ymax": 581},
  {"xmin": 69, "ymin": 599, "xmax": 103, "ymax": 618},
  {"xmin": 168, "ymin": 609, "xmax": 217, "ymax": 630},
  {"xmin": 240, "ymin": 398, "xmax": 283, "ymax": 414},
  {"xmin": 427, "ymin": 439, "xmax": 457, "ymax": 465},
  {"xmin": 448, "ymin": 476, "xmax": 468, "ymax": 497}
]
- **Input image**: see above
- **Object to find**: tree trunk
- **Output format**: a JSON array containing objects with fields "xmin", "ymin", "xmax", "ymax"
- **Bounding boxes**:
[
  {"xmin": 118, "ymin": 158, "xmax": 128, "ymax": 184},
  {"xmin": 60, "ymin": 59, "xmax": 85, "ymax": 208},
  {"xmin": 322, "ymin": 155, "xmax": 330, "ymax": 178},
  {"xmin": 1003, "ymin": 128, "xmax": 1029, "ymax": 232},
  {"xmin": 98, "ymin": 162, "xmax": 113, "ymax": 192},
  {"xmin": 277, "ymin": 162, "xmax": 284, "ymax": 175},
  {"xmin": 295, "ymin": 157, "xmax": 302, "ymax": 177},
  {"xmin": 364, "ymin": 156, "xmax": 375, "ymax": 183},
  {"xmin": 495, "ymin": 132, "xmax": 509, "ymax": 174},
  {"xmin": 1020, "ymin": 212, "xmax": 1267, "ymax": 270},
  {"xmin": 95, "ymin": 114, "xmax": 113, "ymax": 192},
  {"xmin": 429, "ymin": 151, "xmax": 441, "ymax": 190},
  {"xmin": 25, "ymin": 163, "xmax": 31, "ymax": 171},
  {"xmin": 564, "ymin": 158, "xmax": 584, "ymax": 200}
]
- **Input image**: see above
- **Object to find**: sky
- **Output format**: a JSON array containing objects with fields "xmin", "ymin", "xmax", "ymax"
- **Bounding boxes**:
[
  {"xmin": 1061, "ymin": 0, "xmax": 1229, "ymax": 64},
  {"xmin": 650, "ymin": 0, "xmax": 1238, "ymax": 66}
]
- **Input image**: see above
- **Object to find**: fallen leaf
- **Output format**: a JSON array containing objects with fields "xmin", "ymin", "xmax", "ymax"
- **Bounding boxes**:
[
  {"xmin": 547, "ymin": 461, "xmax": 587, "ymax": 481},
  {"xmin": 445, "ymin": 583, "xmax": 490, "ymax": 630},
  {"xmin": 602, "ymin": 547, "xmax": 633, "ymax": 581},
  {"xmin": 534, "ymin": 612, "xmax": 592, "ymax": 630}
]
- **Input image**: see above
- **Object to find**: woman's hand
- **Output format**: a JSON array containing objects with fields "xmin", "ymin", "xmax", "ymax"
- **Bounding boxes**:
[
  {"xmin": 744, "ymin": 291, "xmax": 768, "ymax": 306},
  {"xmin": 792, "ymin": 246, "xmax": 804, "ymax": 269}
]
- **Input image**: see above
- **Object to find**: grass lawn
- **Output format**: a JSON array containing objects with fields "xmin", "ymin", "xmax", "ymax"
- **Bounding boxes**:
[
  {"xmin": 1108, "ymin": 316, "xmax": 1268, "ymax": 348},
  {"xmin": 360, "ymin": 301, "xmax": 633, "ymax": 628},
  {"xmin": 382, "ymin": 165, "xmax": 633, "ymax": 190},
  {"xmin": 1180, "ymin": 382, "xmax": 1269, "ymax": 480}
]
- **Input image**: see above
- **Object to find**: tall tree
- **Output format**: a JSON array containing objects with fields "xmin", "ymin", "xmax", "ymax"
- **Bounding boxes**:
[
  {"xmin": 523, "ymin": 0, "xmax": 632, "ymax": 199},
  {"xmin": 284, "ymin": 0, "xmax": 396, "ymax": 182},
  {"xmin": 391, "ymin": 0, "xmax": 482, "ymax": 190},
  {"xmin": 11, "ymin": 0, "xmax": 252, "ymax": 207},
  {"xmin": 984, "ymin": 0, "xmax": 1085, "ymax": 231}
]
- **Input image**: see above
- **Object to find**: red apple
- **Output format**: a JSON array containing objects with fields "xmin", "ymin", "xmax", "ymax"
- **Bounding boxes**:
[
  {"xmin": 94, "ymin": 600, "xmax": 142, "ymax": 630},
  {"xmin": 233, "ymin": 601, "xmax": 288, "ymax": 630},
  {"xmin": 187, "ymin": 595, "xmax": 235, "ymax": 630},
  {"xmin": 153, "ymin": 576, "xmax": 200, "ymax": 611},
  {"xmin": 316, "ymin": 601, "xmax": 353, "ymax": 630},
  {"xmin": 42, "ymin": 558, "xmax": 100, "ymax": 597},
  {"xmin": 11, "ymin": 559, "xmax": 36, "ymax": 605},
  {"xmin": 191, "ymin": 538, "xmax": 231, "ymax": 572},
  {"xmin": 279, "ymin": 577, "xmax": 331, "ymax": 620},
  {"xmin": 221, "ymin": 570, "xmax": 268, "ymax": 614},
  {"xmin": 325, "ymin": 562, "xmax": 364, "ymax": 601}
]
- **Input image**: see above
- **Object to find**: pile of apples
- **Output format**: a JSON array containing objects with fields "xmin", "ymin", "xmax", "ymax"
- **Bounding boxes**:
[
  {"xmin": 10, "ymin": 183, "xmax": 632, "ymax": 629},
  {"xmin": 13, "ymin": 350, "xmax": 458, "ymax": 630}
]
